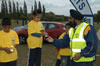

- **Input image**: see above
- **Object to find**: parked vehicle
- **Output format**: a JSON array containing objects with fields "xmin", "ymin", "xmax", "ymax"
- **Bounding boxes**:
[{"xmin": 13, "ymin": 25, "xmax": 27, "ymax": 31}]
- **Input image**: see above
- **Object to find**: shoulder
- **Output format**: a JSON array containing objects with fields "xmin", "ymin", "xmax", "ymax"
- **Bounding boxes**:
[
  {"xmin": 28, "ymin": 20, "xmax": 34, "ymax": 25},
  {"xmin": 28, "ymin": 20, "xmax": 36, "ymax": 28},
  {"xmin": 10, "ymin": 29, "xmax": 16, "ymax": 32},
  {"xmin": 29, "ymin": 20, "xmax": 32, "ymax": 23},
  {"xmin": 0, "ymin": 30, "xmax": 2, "ymax": 34},
  {"xmin": 0, "ymin": 30, "xmax": 2, "ymax": 33},
  {"xmin": 10, "ymin": 30, "xmax": 18, "ymax": 35},
  {"xmin": 58, "ymin": 32, "xmax": 66, "ymax": 39},
  {"xmin": 39, "ymin": 21, "xmax": 43, "ymax": 25},
  {"xmin": 0, "ymin": 30, "xmax": 4, "ymax": 34},
  {"xmin": 61, "ymin": 32, "xmax": 66, "ymax": 36},
  {"xmin": 84, "ymin": 25, "xmax": 91, "ymax": 35}
]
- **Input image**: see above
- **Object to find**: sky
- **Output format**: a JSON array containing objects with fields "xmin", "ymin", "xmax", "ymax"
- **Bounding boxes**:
[{"xmin": 0, "ymin": 0, "xmax": 100, "ymax": 16}]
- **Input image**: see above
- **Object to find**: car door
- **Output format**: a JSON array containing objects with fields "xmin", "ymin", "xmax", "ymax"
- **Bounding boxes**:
[{"xmin": 45, "ymin": 24, "xmax": 59, "ymax": 38}]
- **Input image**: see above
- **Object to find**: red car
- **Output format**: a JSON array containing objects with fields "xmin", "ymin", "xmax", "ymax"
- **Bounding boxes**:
[{"xmin": 15, "ymin": 22, "xmax": 65, "ymax": 44}]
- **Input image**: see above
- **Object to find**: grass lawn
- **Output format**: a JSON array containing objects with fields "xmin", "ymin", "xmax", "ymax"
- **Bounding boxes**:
[
  {"xmin": 94, "ymin": 22, "xmax": 100, "ymax": 32},
  {"xmin": 17, "ymin": 41, "xmax": 100, "ymax": 66},
  {"xmin": 17, "ymin": 44, "xmax": 57, "ymax": 66}
]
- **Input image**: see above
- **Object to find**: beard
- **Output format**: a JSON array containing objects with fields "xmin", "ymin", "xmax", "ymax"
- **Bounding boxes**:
[{"xmin": 69, "ymin": 20, "xmax": 76, "ymax": 28}]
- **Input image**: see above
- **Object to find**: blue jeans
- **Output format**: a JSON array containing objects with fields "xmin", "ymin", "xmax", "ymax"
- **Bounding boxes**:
[
  {"xmin": 0, "ymin": 61, "xmax": 17, "ymax": 66},
  {"xmin": 61, "ymin": 56, "xmax": 70, "ymax": 66}
]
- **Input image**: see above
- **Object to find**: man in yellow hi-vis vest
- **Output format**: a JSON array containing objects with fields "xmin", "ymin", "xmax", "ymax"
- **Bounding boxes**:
[
  {"xmin": 69, "ymin": 9, "xmax": 98, "ymax": 66},
  {"xmin": 46, "ymin": 9, "xmax": 98, "ymax": 66}
]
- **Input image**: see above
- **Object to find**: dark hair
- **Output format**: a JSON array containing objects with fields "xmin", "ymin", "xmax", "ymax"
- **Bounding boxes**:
[
  {"xmin": 2, "ymin": 18, "xmax": 11, "ymax": 26},
  {"xmin": 32, "ymin": 9, "xmax": 42, "ymax": 16},
  {"xmin": 65, "ymin": 23, "xmax": 71, "ymax": 27}
]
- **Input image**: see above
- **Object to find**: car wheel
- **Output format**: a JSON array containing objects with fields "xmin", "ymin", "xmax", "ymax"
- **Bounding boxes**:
[{"xmin": 19, "ymin": 34, "xmax": 27, "ymax": 44}]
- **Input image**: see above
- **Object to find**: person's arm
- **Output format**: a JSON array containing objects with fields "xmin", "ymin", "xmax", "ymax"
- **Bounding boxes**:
[
  {"xmin": 31, "ymin": 33, "xmax": 41, "ymax": 37},
  {"xmin": 0, "ymin": 47, "xmax": 12, "ymax": 54},
  {"xmin": 52, "ymin": 34, "xmax": 70, "ymax": 48},
  {"xmin": 14, "ymin": 44, "xmax": 19, "ymax": 47},
  {"xmin": 14, "ymin": 32, "xmax": 19, "ymax": 47},
  {"xmin": 31, "ymin": 32, "xmax": 48, "ymax": 38},
  {"xmin": 53, "ymin": 38, "xmax": 70, "ymax": 48},
  {"xmin": 0, "ymin": 47, "xmax": 6, "ymax": 50},
  {"xmin": 81, "ymin": 26, "xmax": 98, "ymax": 57}
]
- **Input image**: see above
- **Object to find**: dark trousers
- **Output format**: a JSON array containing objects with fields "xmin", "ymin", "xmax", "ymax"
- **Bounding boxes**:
[
  {"xmin": 0, "ymin": 61, "xmax": 17, "ymax": 66},
  {"xmin": 69, "ymin": 60, "xmax": 93, "ymax": 66},
  {"xmin": 27, "ymin": 48, "xmax": 41, "ymax": 66},
  {"xmin": 55, "ymin": 59, "xmax": 61, "ymax": 66}
]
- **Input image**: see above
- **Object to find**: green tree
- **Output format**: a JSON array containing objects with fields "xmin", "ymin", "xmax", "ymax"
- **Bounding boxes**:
[
  {"xmin": 94, "ymin": 14, "xmax": 97, "ymax": 22},
  {"xmin": 42, "ymin": 5, "xmax": 46, "ymax": 20},
  {"xmin": 31, "ymin": 5, "xmax": 34, "ymax": 14},
  {"xmin": 8, "ymin": 0, "xmax": 12, "ymax": 14},
  {"xmin": 34, "ymin": 0, "xmax": 37, "ymax": 11},
  {"xmin": 1, "ymin": 0, "xmax": 6, "ymax": 16},
  {"xmin": 13, "ymin": 1, "xmax": 16, "ymax": 14},
  {"xmin": 96, "ymin": 11, "xmax": 100, "ymax": 24},
  {"xmin": 23, "ymin": 1, "xmax": 27, "ymax": 16},
  {"xmin": 5, "ymin": 0, "xmax": 8, "ymax": 14},
  {"xmin": 45, "ymin": 12, "xmax": 56, "ymax": 21},
  {"xmin": 20, "ymin": 7, "xmax": 23, "ymax": 14},
  {"xmin": 38, "ymin": 1, "xmax": 42, "ymax": 12},
  {"xmin": 19, "ymin": 7, "xmax": 25, "ymax": 19},
  {"xmin": 12, "ymin": 1, "xmax": 17, "ymax": 19},
  {"xmin": 16, "ymin": 2, "xmax": 20, "ymax": 19},
  {"xmin": 16, "ymin": 2, "xmax": 19, "ymax": 13}
]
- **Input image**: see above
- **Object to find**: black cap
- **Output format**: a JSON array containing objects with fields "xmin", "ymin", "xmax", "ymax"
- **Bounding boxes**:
[{"xmin": 70, "ymin": 9, "xmax": 84, "ymax": 20}]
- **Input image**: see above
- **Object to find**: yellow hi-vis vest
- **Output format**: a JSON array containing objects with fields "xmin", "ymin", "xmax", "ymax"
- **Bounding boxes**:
[{"xmin": 69, "ymin": 22, "xmax": 94, "ymax": 62}]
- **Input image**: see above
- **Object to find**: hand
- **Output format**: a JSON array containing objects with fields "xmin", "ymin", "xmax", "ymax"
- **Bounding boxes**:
[
  {"xmin": 73, "ymin": 53, "xmax": 81, "ymax": 60},
  {"xmin": 42, "ymin": 32, "xmax": 48, "ymax": 36},
  {"xmin": 4, "ymin": 47, "xmax": 12, "ymax": 54},
  {"xmin": 46, "ymin": 36, "xmax": 54, "ymax": 43},
  {"xmin": 14, "ymin": 44, "xmax": 18, "ymax": 47}
]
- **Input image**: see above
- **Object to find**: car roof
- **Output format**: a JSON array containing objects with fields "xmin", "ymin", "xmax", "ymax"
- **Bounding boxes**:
[{"xmin": 42, "ymin": 21, "xmax": 64, "ymax": 25}]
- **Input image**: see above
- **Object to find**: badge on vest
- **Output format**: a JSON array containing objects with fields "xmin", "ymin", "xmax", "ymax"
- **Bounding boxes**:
[{"xmin": 75, "ymin": 33, "xmax": 79, "ymax": 38}]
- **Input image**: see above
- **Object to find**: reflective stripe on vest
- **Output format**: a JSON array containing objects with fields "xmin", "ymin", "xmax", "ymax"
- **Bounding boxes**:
[
  {"xmin": 69, "ymin": 28, "xmax": 74, "ymax": 39},
  {"xmin": 69, "ymin": 28, "xmax": 73, "ymax": 37},
  {"xmin": 72, "ymin": 49, "xmax": 81, "ymax": 52},
  {"xmin": 70, "ymin": 22, "xmax": 94, "ymax": 62}
]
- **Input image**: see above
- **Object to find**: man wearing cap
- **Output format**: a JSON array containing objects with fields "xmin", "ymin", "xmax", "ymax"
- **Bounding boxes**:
[{"xmin": 46, "ymin": 9, "xmax": 98, "ymax": 66}]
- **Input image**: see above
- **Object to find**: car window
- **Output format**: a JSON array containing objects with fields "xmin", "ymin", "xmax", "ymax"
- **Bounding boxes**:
[
  {"xmin": 62, "ymin": 24, "xmax": 65, "ymax": 26},
  {"xmin": 43, "ymin": 24, "xmax": 47, "ymax": 29},
  {"xmin": 48, "ymin": 24, "xmax": 58, "ymax": 29},
  {"xmin": 24, "ymin": 25, "xmax": 27, "ymax": 28}
]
